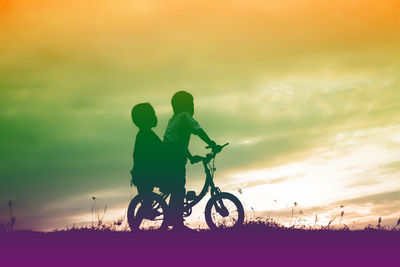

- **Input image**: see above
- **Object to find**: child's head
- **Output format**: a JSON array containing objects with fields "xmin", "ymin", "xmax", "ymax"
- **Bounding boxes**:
[
  {"xmin": 171, "ymin": 91, "xmax": 194, "ymax": 116},
  {"xmin": 131, "ymin": 103, "xmax": 158, "ymax": 129}
]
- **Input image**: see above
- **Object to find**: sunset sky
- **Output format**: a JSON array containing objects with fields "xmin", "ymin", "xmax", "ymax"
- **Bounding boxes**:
[{"xmin": 1, "ymin": 0, "xmax": 399, "ymax": 231}]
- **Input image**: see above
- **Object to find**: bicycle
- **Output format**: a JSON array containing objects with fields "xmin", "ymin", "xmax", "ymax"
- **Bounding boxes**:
[{"xmin": 127, "ymin": 143, "xmax": 245, "ymax": 231}]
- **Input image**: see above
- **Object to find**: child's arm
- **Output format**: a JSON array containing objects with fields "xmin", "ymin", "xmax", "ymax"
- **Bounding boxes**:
[
  {"xmin": 181, "ymin": 112, "xmax": 219, "ymax": 152},
  {"xmin": 187, "ymin": 150, "xmax": 202, "ymax": 164},
  {"xmin": 193, "ymin": 128, "xmax": 217, "ymax": 149}
]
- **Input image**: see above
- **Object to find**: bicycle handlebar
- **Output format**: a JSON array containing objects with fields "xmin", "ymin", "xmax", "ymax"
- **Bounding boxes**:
[
  {"xmin": 205, "ymin": 142, "xmax": 229, "ymax": 149},
  {"xmin": 202, "ymin": 142, "xmax": 229, "ymax": 163}
]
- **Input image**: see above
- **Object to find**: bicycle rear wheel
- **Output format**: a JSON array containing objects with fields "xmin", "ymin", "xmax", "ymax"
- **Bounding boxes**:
[
  {"xmin": 205, "ymin": 192, "xmax": 244, "ymax": 230},
  {"xmin": 127, "ymin": 192, "xmax": 168, "ymax": 231}
]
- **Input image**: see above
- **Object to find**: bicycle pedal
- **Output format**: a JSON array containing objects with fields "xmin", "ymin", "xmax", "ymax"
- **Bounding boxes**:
[{"xmin": 185, "ymin": 191, "xmax": 196, "ymax": 201}]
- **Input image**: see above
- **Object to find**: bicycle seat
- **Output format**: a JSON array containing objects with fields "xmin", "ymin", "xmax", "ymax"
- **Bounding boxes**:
[{"xmin": 186, "ymin": 191, "xmax": 196, "ymax": 201}]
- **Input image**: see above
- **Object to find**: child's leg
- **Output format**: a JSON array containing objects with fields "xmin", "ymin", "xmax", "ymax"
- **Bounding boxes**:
[
  {"xmin": 169, "ymin": 185, "xmax": 185, "ymax": 226},
  {"xmin": 168, "ymin": 172, "xmax": 186, "ymax": 227},
  {"xmin": 137, "ymin": 184, "xmax": 154, "ymax": 217},
  {"xmin": 137, "ymin": 184, "xmax": 153, "ymax": 196}
]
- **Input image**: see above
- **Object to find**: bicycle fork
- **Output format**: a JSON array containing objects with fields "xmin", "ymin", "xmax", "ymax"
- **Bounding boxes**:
[{"xmin": 211, "ymin": 187, "xmax": 229, "ymax": 217}]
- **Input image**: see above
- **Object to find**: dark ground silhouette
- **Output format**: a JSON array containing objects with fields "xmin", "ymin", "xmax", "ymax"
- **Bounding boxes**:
[{"xmin": 1, "ymin": 222, "xmax": 399, "ymax": 267}]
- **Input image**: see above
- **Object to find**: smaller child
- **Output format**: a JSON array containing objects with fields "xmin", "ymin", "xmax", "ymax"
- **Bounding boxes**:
[{"xmin": 130, "ymin": 103, "xmax": 164, "ymax": 197}]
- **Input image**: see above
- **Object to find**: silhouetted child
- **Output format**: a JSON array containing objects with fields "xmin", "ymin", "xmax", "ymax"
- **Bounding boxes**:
[
  {"xmin": 163, "ymin": 91, "xmax": 220, "ymax": 229},
  {"xmin": 130, "ymin": 103, "xmax": 164, "ymax": 199}
]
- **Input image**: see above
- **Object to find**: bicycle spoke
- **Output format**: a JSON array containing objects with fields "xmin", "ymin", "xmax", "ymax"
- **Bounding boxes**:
[
  {"xmin": 209, "ymin": 197, "xmax": 241, "ymax": 228},
  {"xmin": 132, "ymin": 199, "xmax": 166, "ymax": 230}
]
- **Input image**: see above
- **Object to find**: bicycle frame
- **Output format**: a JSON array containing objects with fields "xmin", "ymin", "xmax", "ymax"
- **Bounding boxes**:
[
  {"xmin": 159, "ymin": 144, "xmax": 228, "ymax": 217},
  {"xmin": 127, "ymin": 143, "xmax": 241, "ymax": 231}
]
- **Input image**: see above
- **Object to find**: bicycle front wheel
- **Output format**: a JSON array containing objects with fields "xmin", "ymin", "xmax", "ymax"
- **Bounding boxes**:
[
  {"xmin": 204, "ymin": 192, "xmax": 244, "ymax": 230},
  {"xmin": 127, "ymin": 192, "xmax": 168, "ymax": 231}
]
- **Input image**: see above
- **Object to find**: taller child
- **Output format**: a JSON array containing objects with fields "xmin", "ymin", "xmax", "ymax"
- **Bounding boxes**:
[{"xmin": 163, "ymin": 91, "xmax": 220, "ymax": 229}]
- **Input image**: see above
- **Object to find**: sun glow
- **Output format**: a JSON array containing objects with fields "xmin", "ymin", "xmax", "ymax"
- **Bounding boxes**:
[{"xmin": 226, "ymin": 126, "xmax": 400, "ymax": 226}]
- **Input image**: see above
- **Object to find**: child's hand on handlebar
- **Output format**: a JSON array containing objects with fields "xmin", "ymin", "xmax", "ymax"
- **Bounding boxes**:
[
  {"xmin": 212, "ymin": 144, "xmax": 223, "ymax": 154},
  {"xmin": 210, "ymin": 141, "xmax": 224, "ymax": 154},
  {"xmin": 206, "ymin": 141, "xmax": 227, "ymax": 154},
  {"xmin": 190, "ymin": 155, "xmax": 203, "ymax": 164}
]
